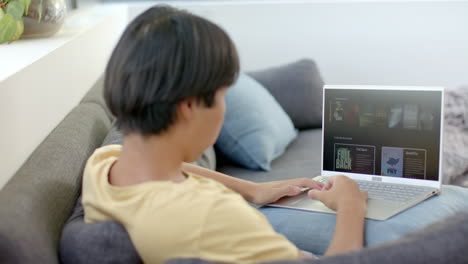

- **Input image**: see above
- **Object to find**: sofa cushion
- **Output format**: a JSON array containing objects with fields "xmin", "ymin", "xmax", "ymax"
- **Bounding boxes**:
[
  {"xmin": 215, "ymin": 73, "xmax": 297, "ymax": 171},
  {"xmin": 217, "ymin": 129, "xmax": 322, "ymax": 183},
  {"xmin": 0, "ymin": 103, "xmax": 111, "ymax": 264},
  {"xmin": 166, "ymin": 211, "xmax": 468, "ymax": 264},
  {"xmin": 80, "ymin": 74, "xmax": 114, "ymax": 121},
  {"xmin": 248, "ymin": 59, "xmax": 324, "ymax": 130}
]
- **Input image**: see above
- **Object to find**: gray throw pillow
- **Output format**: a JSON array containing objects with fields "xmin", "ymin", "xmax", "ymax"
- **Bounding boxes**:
[
  {"xmin": 60, "ymin": 124, "xmax": 216, "ymax": 264},
  {"xmin": 59, "ymin": 197, "xmax": 142, "ymax": 264},
  {"xmin": 248, "ymin": 59, "xmax": 324, "ymax": 129}
]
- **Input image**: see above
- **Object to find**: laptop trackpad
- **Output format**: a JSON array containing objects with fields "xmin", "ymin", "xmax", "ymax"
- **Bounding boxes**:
[{"xmin": 269, "ymin": 193, "xmax": 404, "ymax": 220}]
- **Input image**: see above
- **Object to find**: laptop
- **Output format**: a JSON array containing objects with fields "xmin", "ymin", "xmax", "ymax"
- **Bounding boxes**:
[{"xmin": 268, "ymin": 85, "xmax": 444, "ymax": 220}]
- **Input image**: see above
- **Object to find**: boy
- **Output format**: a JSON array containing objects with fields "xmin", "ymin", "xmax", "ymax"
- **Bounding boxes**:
[{"xmin": 82, "ymin": 5, "xmax": 367, "ymax": 264}]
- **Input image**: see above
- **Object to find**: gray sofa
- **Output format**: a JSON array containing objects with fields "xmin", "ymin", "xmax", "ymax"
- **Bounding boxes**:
[{"xmin": 0, "ymin": 69, "xmax": 467, "ymax": 264}]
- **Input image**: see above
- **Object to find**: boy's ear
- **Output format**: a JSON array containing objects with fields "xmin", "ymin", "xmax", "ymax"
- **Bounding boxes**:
[{"xmin": 177, "ymin": 97, "xmax": 198, "ymax": 122}]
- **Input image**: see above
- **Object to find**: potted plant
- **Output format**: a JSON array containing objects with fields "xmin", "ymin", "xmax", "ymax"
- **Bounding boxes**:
[
  {"xmin": 0, "ymin": 0, "xmax": 31, "ymax": 43},
  {"xmin": 0, "ymin": 0, "xmax": 66, "ymax": 44}
]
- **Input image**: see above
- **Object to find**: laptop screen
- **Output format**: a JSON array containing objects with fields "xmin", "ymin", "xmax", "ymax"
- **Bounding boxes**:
[{"xmin": 323, "ymin": 87, "xmax": 442, "ymax": 182}]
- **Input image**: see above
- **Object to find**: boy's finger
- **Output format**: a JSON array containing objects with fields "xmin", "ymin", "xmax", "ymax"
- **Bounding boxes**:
[
  {"xmin": 289, "ymin": 178, "xmax": 324, "ymax": 190},
  {"xmin": 302, "ymin": 179, "xmax": 324, "ymax": 190},
  {"xmin": 322, "ymin": 180, "xmax": 333, "ymax": 190},
  {"xmin": 283, "ymin": 185, "xmax": 302, "ymax": 196},
  {"xmin": 361, "ymin": 191, "xmax": 368, "ymax": 200},
  {"xmin": 307, "ymin": 189, "xmax": 323, "ymax": 200}
]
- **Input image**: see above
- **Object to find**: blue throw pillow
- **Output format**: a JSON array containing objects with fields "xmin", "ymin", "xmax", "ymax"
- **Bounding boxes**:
[{"xmin": 215, "ymin": 73, "xmax": 297, "ymax": 171}]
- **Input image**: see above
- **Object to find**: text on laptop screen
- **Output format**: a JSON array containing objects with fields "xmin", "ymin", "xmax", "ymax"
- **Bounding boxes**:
[{"xmin": 323, "ymin": 88, "xmax": 442, "ymax": 181}]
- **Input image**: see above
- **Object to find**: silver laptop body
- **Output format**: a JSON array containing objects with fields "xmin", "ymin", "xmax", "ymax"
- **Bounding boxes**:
[{"xmin": 269, "ymin": 85, "xmax": 444, "ymax": 220}]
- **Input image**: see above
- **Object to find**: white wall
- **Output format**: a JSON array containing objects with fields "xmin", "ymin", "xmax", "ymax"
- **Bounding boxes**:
[{"xmin": 130, "ymin": 0, "xmax": 468, "ymax": 89}]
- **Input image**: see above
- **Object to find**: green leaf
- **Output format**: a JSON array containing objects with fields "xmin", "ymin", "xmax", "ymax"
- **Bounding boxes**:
[
  {"xmin": 11, "ymin": 18, "xmax": 22, "ymax": 41},
  {"xmin": 17, "ymin": 0, "xmax": 30, "ymax": 15},
  {"xmin": 23, "ymin": 0, "xmax": 30, "ymax": 15},
  {"xmin": 38, "ymin": 0, "xmax": 42, "ymax": 22},
  {"xmin": 0, "ymin": 13, "xmax": 17, "ymax": 44},
  {"xmin": 0, "ymin": 8, "xmax": 4, "ymax": 20},
  {"xmin": 5, "ymin": 0, "xmax": 23, "ymax": 20}
]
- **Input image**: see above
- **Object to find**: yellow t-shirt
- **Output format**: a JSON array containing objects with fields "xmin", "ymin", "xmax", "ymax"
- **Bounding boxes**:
[{"xmin": 82, "ymin": 145, "xmax": 298, "ymax": 264}]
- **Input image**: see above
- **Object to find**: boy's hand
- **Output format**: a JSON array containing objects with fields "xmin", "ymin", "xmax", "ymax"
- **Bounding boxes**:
[
  {"xmin": 307, "ymin": 175, "xmax": 368, "ymax": 211},
  {"xmin": 250, "ymin": 178, "xmax": 324, "ymax": 205}
]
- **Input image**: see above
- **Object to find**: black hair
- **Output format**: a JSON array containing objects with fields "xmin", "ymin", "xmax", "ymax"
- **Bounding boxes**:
[{"xmin": 104, "ymin": 5, "xmax": 239, "ymax": 135}]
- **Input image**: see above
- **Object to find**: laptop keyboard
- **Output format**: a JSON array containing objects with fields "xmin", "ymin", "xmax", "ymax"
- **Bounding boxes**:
[
  {"xmin": 316, "ymin": 177, "xmax": 435, "ymax": 203},
  {"xmin": 356, "ymin": 180, "xmax": 433, "ymax": 203}
]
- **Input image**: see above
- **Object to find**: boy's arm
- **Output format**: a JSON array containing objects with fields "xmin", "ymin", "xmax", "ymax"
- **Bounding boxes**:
[
  {"xmin": 324, "ymin": 204, "xmax": 366, "ymax": 255},
  {"xmin": 308, "ymin": 175, "xmax": 367, "ymax": 255},
  {"xmin": 182, "ymin": 163, "xmax": 257, "ymax": 201},
  {"xmin": 182, "ymin": 163, "xmax": 323, "ymax": 205}
]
